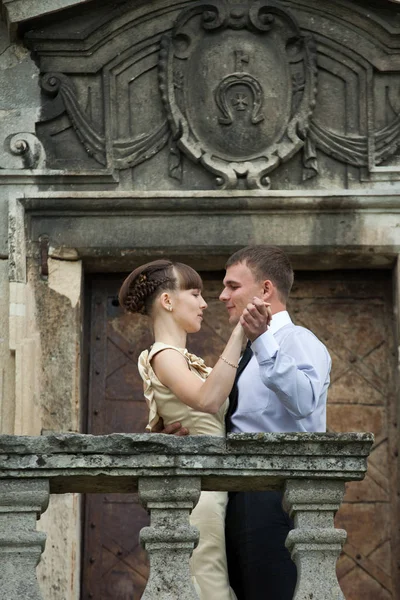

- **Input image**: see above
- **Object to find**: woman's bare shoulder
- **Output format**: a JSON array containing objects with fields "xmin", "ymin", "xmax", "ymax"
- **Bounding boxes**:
[{"xmin": 151, "ymin": 345, "xmax": 188, "ymax": 370}]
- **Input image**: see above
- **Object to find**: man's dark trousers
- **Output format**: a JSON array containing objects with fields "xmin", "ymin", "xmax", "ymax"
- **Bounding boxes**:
[
  {"xmin": 225, "ymin": 490, "xmax": 297, "ymax": 599},
  {"xmin": 225, "ymin": 342, "xmax": 297, "ymax": 599}
]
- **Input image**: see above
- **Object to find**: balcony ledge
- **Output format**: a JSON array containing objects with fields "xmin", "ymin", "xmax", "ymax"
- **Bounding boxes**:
[
  {"xmin": 0, "ymin": 432, "xmax": 373, "ymax": 493},
  {"xmin": 0, "ymin": 432, "xmax": 373, "ymax": 600}
]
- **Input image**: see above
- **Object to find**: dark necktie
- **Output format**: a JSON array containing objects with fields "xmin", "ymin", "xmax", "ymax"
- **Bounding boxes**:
[{"xmin": 225, "ymin": 341, "xmax": 253, "ymax": 432}]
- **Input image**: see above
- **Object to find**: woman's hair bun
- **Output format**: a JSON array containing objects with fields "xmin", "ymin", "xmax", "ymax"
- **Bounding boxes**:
[
  {"xmin": 118, "ymin": 260, "xmax": 175, "ymax": 315},
  {"xmin": 124, "ymin": 274, "xmax": 171, "ymax": 314},
  {"xmin": 119, "ymin": 259, "xmax": 202, "ymax": 315}
]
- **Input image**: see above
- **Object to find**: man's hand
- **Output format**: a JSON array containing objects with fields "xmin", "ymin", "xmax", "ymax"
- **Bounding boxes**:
[
  {"xmin": 151, "ymin": 417, "xmax": 189, "ymax": 436},
  {"xmin": 240, "ymin": 297, "xmax": 272, "ymax": 342}
]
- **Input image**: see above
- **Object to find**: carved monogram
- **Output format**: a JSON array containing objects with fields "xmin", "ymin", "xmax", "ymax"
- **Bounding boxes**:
[
  {"xmin": 215, "ymin": 50, "xmax": 265, "ymax": 126},
  {"xmin": 158, "ymin": 0, "xmax": 318, "ymax": 189}
]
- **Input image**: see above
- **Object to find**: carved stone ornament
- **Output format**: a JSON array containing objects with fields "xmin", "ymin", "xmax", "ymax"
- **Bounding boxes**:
[
  {"xmin": 28, "ymin": 0, "xmax": 400, "ymax": 183},
  {"xmin": 39, "ymin": 73, "xmax": 170, "ymax": 170},
  {"xmin": 158, "ymin": 0, "xmax": 318, "ymax": 189}
]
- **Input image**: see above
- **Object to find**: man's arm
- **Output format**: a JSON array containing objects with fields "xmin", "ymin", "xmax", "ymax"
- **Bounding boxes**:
[
  {"xmin": 251, "ymin": 329, "xmax": 331, "ymax": 419},
  {"xmin": 240, "ymin": 299, "xmax": 330, "ymax": 419}
]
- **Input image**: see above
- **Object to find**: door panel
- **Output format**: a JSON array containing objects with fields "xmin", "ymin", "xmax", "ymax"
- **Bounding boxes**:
[
  {"xmin": 82, "ymin": 279, "xmax": 153, "ymax": 600},
  {"xmin": 289, "ymin": 272, "xmax": 398, "ymax": 600},
  {"xmin": 82, "ymin": 271, "xmax": 398, "ymax": 600}
]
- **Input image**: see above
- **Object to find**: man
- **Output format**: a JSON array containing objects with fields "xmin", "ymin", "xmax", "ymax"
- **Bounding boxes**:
[
  {"xmin": 158, "ymin": 245, "xmax": 331, "ymax": 599},
  {"xmin": 220, "ymin": 245, "xmax": 331, "ymax": 600}
]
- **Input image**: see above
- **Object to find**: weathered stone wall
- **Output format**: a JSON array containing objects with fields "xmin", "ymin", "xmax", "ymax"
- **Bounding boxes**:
[
  {"xmin": 31, "ymin": 257, "xmax": 82, "ymax": 434},
  {"xmin": 0, "ymin": 15, "xmax": 41, "ymax": 432},
  {"xmin": 0, "ymin": 15, "xmax": 85, "ymax": 595}
]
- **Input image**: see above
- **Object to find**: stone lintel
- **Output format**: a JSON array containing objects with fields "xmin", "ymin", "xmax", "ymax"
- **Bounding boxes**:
[
  {"xmin": 16, "ymin": 191, "xmax": 400, "ymax": 270},
  {"xmin": 0, "ymin": 433, "xmax": 374, "ymax": 494},
  {"xmin": 19, "ymin": 189, "xmax": 400, "ymax": 212}
]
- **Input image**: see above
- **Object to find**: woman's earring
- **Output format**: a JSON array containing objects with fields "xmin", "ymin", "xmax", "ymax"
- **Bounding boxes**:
[{"xmin": 168, "ymin": 306, "xmax": 173, "ymax": 312}]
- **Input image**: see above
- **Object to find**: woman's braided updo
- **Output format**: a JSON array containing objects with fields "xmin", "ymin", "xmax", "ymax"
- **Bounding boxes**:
[{"xmin": 118, "ymin": 259, "xmax": 203, "ymax": 315}]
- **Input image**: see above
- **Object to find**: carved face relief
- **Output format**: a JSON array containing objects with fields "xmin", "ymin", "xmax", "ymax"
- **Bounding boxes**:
[{"xmin": 159, "ymin": 0, "xmax": 318, "ymax": 189}]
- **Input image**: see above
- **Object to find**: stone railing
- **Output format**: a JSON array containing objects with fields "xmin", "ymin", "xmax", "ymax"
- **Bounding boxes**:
[{"xmin": 0, "ymin": 432, "xmax": 373, "ymax": 600}]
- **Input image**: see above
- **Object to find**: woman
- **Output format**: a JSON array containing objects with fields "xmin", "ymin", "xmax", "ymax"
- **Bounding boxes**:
[{"xmin": 118, "ymin": 259, "xmax": 246, "ymax": 600}]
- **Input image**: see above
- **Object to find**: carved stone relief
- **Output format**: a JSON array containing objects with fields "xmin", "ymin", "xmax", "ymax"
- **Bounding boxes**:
[
  {"xmin": 39, "ymin": 72, "xmax": 170, "ymax": 170},
  {"xmin": 158, "ymin": 0, "xmax": 318, "ymax": 189},
  {"xmin": 17, "ymin": 0, "xmax": 400, "ymax": 188}
]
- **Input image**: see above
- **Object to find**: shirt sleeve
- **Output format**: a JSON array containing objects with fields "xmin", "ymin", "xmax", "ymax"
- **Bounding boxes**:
[{"xmin": 251, "ymin": 329, "xmax": 331, "ymax": 420}]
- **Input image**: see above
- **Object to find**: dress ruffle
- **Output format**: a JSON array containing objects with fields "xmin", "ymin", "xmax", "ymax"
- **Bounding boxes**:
[
  {"xmin": 138, "ymin": 349, "xmax": 158, "ymax": 431},
  {"xmin": 138, "ymin": 346, "xmax": 211, "ymax": 431}
]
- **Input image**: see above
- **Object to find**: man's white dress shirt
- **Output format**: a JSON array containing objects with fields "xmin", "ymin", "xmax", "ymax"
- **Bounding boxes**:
[{"xmin": 230, "ymin": 310, "xmax": 331, "ymax": 433}]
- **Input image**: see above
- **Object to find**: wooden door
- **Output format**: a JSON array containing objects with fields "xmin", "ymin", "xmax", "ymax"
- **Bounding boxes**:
[
  {"xmin": 82, "ymin": 271, "xmax": 399, "ymax": 600},
  {"xmin": 81, "ymin": 278, "xmax": 153, "ymax": 600},
  {"xmin": 288, "ymin": 271, "xmax": 399, "ymax": 600}
]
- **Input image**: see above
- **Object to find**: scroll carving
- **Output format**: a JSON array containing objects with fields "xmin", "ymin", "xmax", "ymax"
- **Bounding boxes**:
[
  {"xmin": 0, "ymin": 133, "xmax": 46, "ymax": 170},
  {"xmin": 40, "ymin": 73, "xmax": 170, "ymax": 170}
]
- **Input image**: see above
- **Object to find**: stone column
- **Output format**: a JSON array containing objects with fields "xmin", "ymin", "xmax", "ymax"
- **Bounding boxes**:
[
  {"xmin": 0, "ymin": 479, "xmax": 49, "ymax": 600},
  {"xmin": 138, "ymin": 476, "xmax": 201, "ymax": 600},
  {"xmin": 283, "ymin": 479, "xmax": 347, "ymax": 600}
]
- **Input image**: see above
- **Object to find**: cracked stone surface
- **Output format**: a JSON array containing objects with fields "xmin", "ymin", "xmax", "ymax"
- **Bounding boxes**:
[{"xmin": 0, "ymin": 432, "xmax": 374, "ymax": 493}]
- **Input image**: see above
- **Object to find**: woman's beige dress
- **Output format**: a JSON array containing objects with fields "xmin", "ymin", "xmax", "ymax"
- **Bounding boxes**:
[{"xmin": 138, "ymin": 342, "xmax": 236, "ymax": 600}]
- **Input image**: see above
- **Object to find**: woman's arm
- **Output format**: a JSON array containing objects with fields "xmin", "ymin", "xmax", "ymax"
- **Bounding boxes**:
[{"xmin": 151, "ymin": 323, "xmax": 245, "ymax": 414}]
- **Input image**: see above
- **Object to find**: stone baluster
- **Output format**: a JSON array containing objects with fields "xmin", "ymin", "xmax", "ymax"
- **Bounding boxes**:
[
  {"xmin": 283, "ymin": 479, "xmax": 347, "ymax": 600},
  {"xmin": 139, "ymin": 476, "xmax": 201, "ymax": 600},
  {"xmin": 0, "ymin": 479, "xmax": 49, "ymax": 600}
]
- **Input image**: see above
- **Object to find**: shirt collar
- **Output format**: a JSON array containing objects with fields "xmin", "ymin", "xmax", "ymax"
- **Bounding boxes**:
[{"xmin": 267, "ymin": 310, "xmax": 292, "ymax": 335}]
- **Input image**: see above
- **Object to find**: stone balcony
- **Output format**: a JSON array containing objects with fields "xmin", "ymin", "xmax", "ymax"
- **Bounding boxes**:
[{"xmin": 0, "ymin": 432, "xmax": 373, "ymax": 600}]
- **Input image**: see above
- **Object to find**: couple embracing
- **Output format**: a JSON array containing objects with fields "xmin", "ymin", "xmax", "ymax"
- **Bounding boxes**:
[{"xmin": 119, "ymin": 245, "xmax": 331, "ymax": 600}]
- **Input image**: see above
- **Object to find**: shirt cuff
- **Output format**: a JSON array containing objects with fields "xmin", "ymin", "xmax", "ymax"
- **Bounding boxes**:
[{"xmin": 251, "ymin": 331, "xmax": 279, "ymax": 362}]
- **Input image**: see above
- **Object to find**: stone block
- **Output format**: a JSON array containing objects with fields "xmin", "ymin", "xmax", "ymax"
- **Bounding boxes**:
[
  {"xmin": 0, "ymin": 260, "xmax": 15, "ymax": 434},
  {"xmin": 0, "ymin": 21, "xmax": 41, "ymax": 165},
  {"xmin": 139, "ymin": 477, "xmax": 201, "ymax": 600},
  {"xmin": 0, "ymin": 479, "xmax": 49, "ymax": 600}
]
